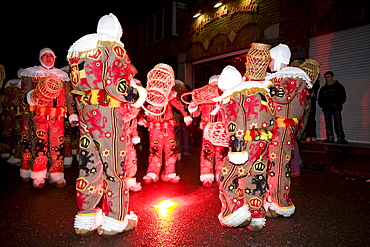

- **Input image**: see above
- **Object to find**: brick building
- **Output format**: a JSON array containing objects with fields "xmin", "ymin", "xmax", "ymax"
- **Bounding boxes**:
[{"xmin": 123, "ymin": 0, "xmax": 370, "ymax": 143}]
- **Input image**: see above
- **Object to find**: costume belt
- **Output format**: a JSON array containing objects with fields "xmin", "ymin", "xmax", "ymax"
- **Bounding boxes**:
[
  {"xmin": 244, "ymin": 129, "xmax": 272, "ymax": 141},
  {"xmin": 35, "ymin": 106, "xmax": 66, "ymax": 120},
  {"xmin": 72, "ymin": 89, "xmax": 122, "ymax": 108},
  {"xmin": 275, "ymin": 117, "xmax": 299, "ymax": 128},
  {"xmin": 16, "ymin": 104, "xmax": 35, "ymax": 115}
]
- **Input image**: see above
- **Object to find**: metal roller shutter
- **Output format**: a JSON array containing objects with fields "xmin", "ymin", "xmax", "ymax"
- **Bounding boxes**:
[{"xmin": 309, "ymin": 24, "xmax": 370, "ymax": 144}]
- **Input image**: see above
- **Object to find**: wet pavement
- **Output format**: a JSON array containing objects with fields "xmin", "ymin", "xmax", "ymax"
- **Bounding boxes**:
[{"xmin": 1, "ymin": 141, "xmax": 370, "ymax": 246}]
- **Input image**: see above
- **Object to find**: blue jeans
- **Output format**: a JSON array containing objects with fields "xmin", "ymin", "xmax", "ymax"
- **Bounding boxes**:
[
  {"xmin": 177, "ymin": 121, "xmax": 190, "ymax": 154},
  {"xmin": 323, "ymin": 111, "xmax": 345, "ymax": 139}
]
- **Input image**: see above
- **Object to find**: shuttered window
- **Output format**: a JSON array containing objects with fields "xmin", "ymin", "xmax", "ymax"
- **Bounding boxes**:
[{"xmin": 309, "ymin": 24, "xmax": 370, "ymax": 144}]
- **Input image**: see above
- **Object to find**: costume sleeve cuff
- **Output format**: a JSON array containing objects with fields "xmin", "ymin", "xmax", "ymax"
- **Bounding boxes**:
[
  {"xmin": 228, "ymin": 151, "xmax": 249, "ymax": 165},
  {"xmin": 27, "ymin": 90, "xmax": 35, "ymax": 106},
  {"xmin": 69, "ymin": 114, "xmax": 78, "ymax": 123},
  {"xmin": 188, "ymin": 104, "xmax": 198, "ymax": 113},
  {"xmin": 131, "ymin": 85, "xmax": 147, "ymax": 108},
  {"xmin": 132, "ymin": 137, "xmax": 141, "ymax": 144}
]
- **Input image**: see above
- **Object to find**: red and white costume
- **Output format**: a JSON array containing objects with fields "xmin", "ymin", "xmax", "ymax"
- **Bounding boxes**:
[
  {"xmin": 68, "ymin": 13, "xmax": 144, "ymax": 236},
  {"xmin": 214, "ymin": 65, "xmax": 275, "ymax": 231},
  {"xmin": 143, "ymin": 83, "xmax": 192, "ymax": 184},
  {"xmin": 188, "ymin": 76, "xmax": 228, "ymax": 187},
  {"xmin": 264, "ymin": 44, "xmax": 312, "ymax": 217},
  {"xmin": 19, "ymin": 49, "xmax": 76, "ymax": 188},
  {"xmin": 1, "ymin": 78, "xmax": 21, "ymax": 164}
]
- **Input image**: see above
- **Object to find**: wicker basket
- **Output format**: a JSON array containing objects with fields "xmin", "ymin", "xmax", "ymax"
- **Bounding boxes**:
[
  {"xmin": 244, "ymin": 43, "xmax": 271, "ymax": 81},
  {"xmin": 146, "ymin": 63, "xmax": 175, "ymax": 107},
  {"xmin": 181, "ymin": 84, "xmax": 220, "ymax": 105},
  {"xmin": 299, "ymin": 59, "xmax": 321, "ymax": 83},
  {"xmin": 31, "ymin": 76, "xmax": 63, "ymax": 107},
  {"xmin": 203, "ymin": 121, "xmax": 228, "ymax": 147}
]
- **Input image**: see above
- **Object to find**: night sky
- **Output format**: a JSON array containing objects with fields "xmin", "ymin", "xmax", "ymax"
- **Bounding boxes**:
[{"xmin": 1, "ymin": 0, "xmax": 192, "ymax": 83}]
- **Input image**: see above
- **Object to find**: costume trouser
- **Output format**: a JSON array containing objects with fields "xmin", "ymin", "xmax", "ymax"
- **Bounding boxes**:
[
  {"xmin": 76, "ymin": 105, "xmax": 129, "ymax": 221},
  {"xmin": 64, "ymin": 118, "xmax": 73, "ymax": 163},
  {"xmin": 177, "ymin": 121, "xmax": 190, "ymax": 154},
  {"xmin": 32, "ymin": 118, "xmax": 65, "ymax": 182},
  {"xmin": 1, "ymin": 112, "xmax": 21, "ymax": 157},
  {"xmin": 305, "ymin": 99, "xmax": 317, "ymax": 138},
  {"xmin": 124, "ymin": 127, "xmax": 137, "ymax": 179},
  {"xmin": 324, "ymin": 110, "xmax": 345, "ymax": 139},
  {"xmin": 20, "ymin": 114, "xmax": 35, "ymax": 179},
  {"xmin": 290, "ymin": 140, "xmax": 301, "ymax": 174},
  {"xmin": 147, "ymin": 121, "xmax": 178, "ymax": 177},
  {"xmin": 219, "ymin": 140, "xmax": 269, "ymax": 221},
  {"xmin": 200, "ymin": 138, "xmax": 227, "ymax": 182},
  {"xmin": 266, "ymin": 126, "xmax": 296, "ymax": 216}
]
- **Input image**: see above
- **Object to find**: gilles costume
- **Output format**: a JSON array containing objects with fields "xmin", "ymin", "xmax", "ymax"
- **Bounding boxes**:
[
  {"xmin": 67, "ymin": 13, "xmax": 145, "ymax": 236},
  {"xmin": 143, "ymin": 91, "xmax": 192, "ymax": 184},
  {"xmin": 1, "ymin": 78, "xmax": 21, "ymax": 164},
  {"xmin": 142, "ymin": 65, "xmax": 192, "ymax": 184},
  {"xmin": 25, "ymin": 48, "xmax": 76, "ymax": 189},
  {"xmin": 264, "ymin": 44, "xmax": 312, "ymax": 217},
  {"xmin": 123, "ymin": 78, "xmax": 142, "ymax": 192},
  {"xmin": 215, "ymin": 48, "xmax": 275, "ymax": 231},
  {"xmin": 188, "ymin": 76, "xmax": 228, "ymax": 187},
  {"xmin": 19, "ymin": 49, "xmax": 75, "ymax": 186}
]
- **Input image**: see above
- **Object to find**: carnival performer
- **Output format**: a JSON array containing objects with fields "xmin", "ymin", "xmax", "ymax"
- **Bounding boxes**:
[
  {"xmin": 142, "ymin": 64, "xmax": 192, "ymax": 185},
  {"xmin": 23, "ymin": 48, "xmax": 77, "ymax": 189},
  {"xmin": 264, "ymin": 44, "xmax": 311, "ymax": 218},
  {"xmin": 213, "ymin": 43, "xmax": 275, "ymax": 231},
  {"xmin": 67, "ymin": 13, "xmax": 146, "ymax": 236},
  {"xmin": 17, "ymin": 49, "xmax": 73, "ymax": 186},
  {"xmin": 188, "ymin": 75, "xmax": 228, "ymax": 187},
  {"xmin": 123, "ymin": 76, "xmax": 143, "ymax": 192},
  {"xmin": 0, "ymin": 77, "xmax": 22, "ymax": 165}
]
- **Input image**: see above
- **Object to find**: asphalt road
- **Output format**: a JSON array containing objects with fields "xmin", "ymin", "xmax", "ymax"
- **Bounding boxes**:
[{"xmin": 1, "ymin": 145, "xmax": 369, "ymax": 247}]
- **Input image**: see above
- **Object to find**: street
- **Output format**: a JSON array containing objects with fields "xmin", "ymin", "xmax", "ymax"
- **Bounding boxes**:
[{"xmin": 0, "ymin": 144, "xmax": 370, "ymax": 247}]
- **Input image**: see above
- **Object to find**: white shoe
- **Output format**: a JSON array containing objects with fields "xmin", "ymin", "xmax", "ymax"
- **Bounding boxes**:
[
  {"xmin": 97, "ymin": 212, "xmax": 138, "ymax": 236},
  {"xmin": 74, "ymin": 209, "xmax": 103, "ymax": 236},
  {"xmin": 1, "ymin": 153, "xmax": 10, "ymax": 159},
  {"xmin": 126, "ymin": 178, "xmax": 142, "ymax": 192},
  {"xmin": 161, "ymin": 173, "xmax": 180, "ymax": 184},
  {"xmin": 7, "ymin": 155, "xmax": 21, "ymax": 166},
  {"xmin": 64, "ymin": 157, "xmax": 73, "ymax": 168}
]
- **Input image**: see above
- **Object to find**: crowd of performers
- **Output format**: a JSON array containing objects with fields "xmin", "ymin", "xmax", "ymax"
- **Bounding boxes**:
[{"xmin": 0, "ymin": 13, "xmax": 320, "ymax": 236}]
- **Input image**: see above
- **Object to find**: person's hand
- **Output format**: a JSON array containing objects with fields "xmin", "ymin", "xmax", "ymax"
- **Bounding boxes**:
[
  {"xmin": 138, "ymin": 118, "xmax": 148, "ymax": 128},
  {"xmin": 132, "ymin": 137, "xmax": 141, "ymax": 145},
  {"xmin": 70, "ymin": 120, "xmax": 78, "ymax": 127},
  {"xmin": 184, "ymin": 116, "xmax": 192, "ymax": 126}
]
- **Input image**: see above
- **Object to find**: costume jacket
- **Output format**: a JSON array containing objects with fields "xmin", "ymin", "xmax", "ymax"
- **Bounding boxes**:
[
  {"xmin": 68, "ymin": 40, "xmax": 141, "ymax": 221},
  {"xmin": 217, "ymin": 81, "xmax": 275, "ymax": 224},
  {"xmin": 144, "ymin": 92, "xmax": 190, "ymax": 181},
  {"xmin": 190, "ymin": 102, "xmax": 228, "ymax": 183},
  {"xmin": 265, "ymin": 67, "xmax": 311, "ymax": 216}
]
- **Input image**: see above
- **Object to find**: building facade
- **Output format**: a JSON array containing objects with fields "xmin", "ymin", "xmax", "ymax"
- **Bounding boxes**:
[{"xmin": 123, "ymin": 0, "xmax": 370, "ymax": 143}]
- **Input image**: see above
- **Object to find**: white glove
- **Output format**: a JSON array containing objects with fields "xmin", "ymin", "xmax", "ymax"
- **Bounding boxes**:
[
  {"xmin": 132, "ymin": 137, "xmax": 141, "ymax": 145},
  {"xmin": 131, "ymin": 84, "xmax": 147, "ymax": 108},
  {"xmin": 184, "ymin": 116, "xmax": 193, "ymax": 126},
  {"xmin": 137, "ymin": 118, "xmax": 148, "ymax": 127}
]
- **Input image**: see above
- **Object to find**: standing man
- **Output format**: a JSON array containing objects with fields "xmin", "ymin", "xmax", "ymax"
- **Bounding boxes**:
[
  {"xmin": 318, "ymin": 71, "xmax": 348, "ymax": 144},
  {"xmin": 68, "ymin": 13, "xmax": 145, "ymax": 236}
]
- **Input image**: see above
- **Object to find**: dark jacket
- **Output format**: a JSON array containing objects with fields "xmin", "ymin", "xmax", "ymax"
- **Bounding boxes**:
[{"xmin": 318, "ymin": 80, "xmax": 346, "ymax": 112}]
